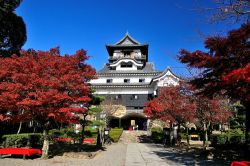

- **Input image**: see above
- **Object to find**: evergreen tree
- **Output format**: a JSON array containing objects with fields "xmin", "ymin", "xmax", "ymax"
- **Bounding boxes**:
[{"xmin": 0, "ymin": 0, "xmax": 26, "ymax": 57}]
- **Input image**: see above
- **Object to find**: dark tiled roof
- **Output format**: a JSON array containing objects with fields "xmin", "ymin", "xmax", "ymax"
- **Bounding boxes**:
[
  {"xmin": 92, "ymin": 82, "xmax": 150, "ymax": 86},
  {"xmin": 105, "ymin": 33, "xmax": 149, "ymax": 59},
  {"xmin": 115, "ymin": 33, "xmax": 141, "ymax": 45},
  {"xmin": 152, "ymin": 67, "xmax": 184, "ymax": 81},
  {"xmin": 98, "ymin": 63, "xmax": 161, "ymax": 75}
]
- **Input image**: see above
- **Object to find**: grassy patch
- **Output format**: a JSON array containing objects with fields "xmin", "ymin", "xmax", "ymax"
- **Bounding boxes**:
[
  {"xmin": 151, "ymin": 127, "xmax": 164, "ymax": 143},
  {"xmin": 109, "ymin": 128, "xmax": 123, "ymax": 142}
]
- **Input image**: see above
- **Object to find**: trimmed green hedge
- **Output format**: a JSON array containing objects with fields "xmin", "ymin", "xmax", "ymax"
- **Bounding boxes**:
[
  {"xmin": 179, "ymin": 132, "xmax": 187, "ymax": 140},
  {"xmin": 49, "ymin": 127, "xmax": 98, "ymax": 142},
  {"xmin": 211, "ymin": 129, "xmax": 244, "ymax": 145},
  {"xmin": 211, "ymin": 134, "xmax": 228, "ymax": 145},
  {"xmin": 109, "ymin": 128, "xmax": 123, "ymax": 142},
  {"xmin": 49, "ymin": 128, "xmax": 79, "ymax": 140},
  {"xmin": 151, "ymin": 127, "xmax": 164, "ymax": 143},
  {"xmin": 2, "ymin": 133, "xmax": 43, "ymax": 148}
]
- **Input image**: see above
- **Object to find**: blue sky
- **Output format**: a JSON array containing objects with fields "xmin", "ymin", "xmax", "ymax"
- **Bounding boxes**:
[{"xmin": 16, "ymin": 0, "xmax": 240, "ymax": 77}]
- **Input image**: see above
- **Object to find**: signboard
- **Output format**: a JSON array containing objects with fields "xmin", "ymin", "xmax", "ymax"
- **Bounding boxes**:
[{"xmin": 131, "ymin": 120, "xmax": 135, "ymax": 126}]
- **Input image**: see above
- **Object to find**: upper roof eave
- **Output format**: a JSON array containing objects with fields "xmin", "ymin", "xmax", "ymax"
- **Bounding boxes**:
[
  {"xmin": 115, "ymin": 33, "xmax": 141, "ymax": 45},
  {"xmin": 96, "ymin": 71, "xmax": 161, "ymax": 76},
  {"xmin": 106, "ymin": 44, "xmax": 149, "ymax": 48}
]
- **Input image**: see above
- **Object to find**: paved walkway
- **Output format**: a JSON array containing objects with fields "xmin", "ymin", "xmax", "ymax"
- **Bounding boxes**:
[
  {"xmin": 119, "ymin": 130, "xmax": 148, "ymax": 144},
  {"xmin": 125, "ymin": 143, "xmax": 169, "ymax": 166},
  {"xmin": 0, "ymin": 130, "xmax": 228, "ymax": 166}
]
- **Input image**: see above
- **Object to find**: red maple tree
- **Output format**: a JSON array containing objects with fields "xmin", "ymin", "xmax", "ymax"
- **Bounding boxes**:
[
  {"xmin": 0, "ymin": 48, "xmax": 95, "ymax": 158},
  {"xmin": 178, "ymin": 23, "xmax": 250, "ymax": 144},
  {"xmin": 144, "ymin": 84, "xmax": 232, "ymax": 146},
  {"xmin": 144, "ymin": 84, "xmax": 197, "ymax": 144},
  {"xmin": 145, "ymin": 84, "xmax": 197, "ymax": 123},
  {"xmin": 195, "ymin": 96, "xmax": 232, "ymax": 146}
]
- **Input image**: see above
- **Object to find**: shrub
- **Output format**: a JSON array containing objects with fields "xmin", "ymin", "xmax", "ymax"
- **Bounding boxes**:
[
  {"xmin": 179, "ymin": 132, "xmax": 187, "ymax": 140},
  {"xmin": 49, "ymin": 129, "xmax": 65, "ymax": 137},
  {"xmin": 230, "ymin": 135, "xmax": 243, "ymax": 144},
  {"xmin": 227, "ymin": 128, "xmax": 244, "ymax": 144},
  {"xmin": 49, "ymin": 127, "xmax": 98, "ymax": 142},
  {"xmin": 211, "ymin": 134, "xmax": 228, "ymax": 145},
  {"xmin": 84, "ymin": 130, "xmax": 92, "ymax": 137},
  {"xmin": 90, "ymin": 120, "xmax": 105, "ymax": 127},
  {"xmin": 211, "ymin": 129, "xmax": 244, "ymax": 145},
  {"xmin": 151, "ymin": 127, "xmax": 164, "ymax": 143},
  {"xmin": 50, "ymin": 127, "xmax": 79, "ymax": 136},
  {"xmin": 109, "ymin": 128, "xmax": 123, "ymax": 142},
  {"xmin": 2, "ymin": 133, "xmax": 43, "ymax": 148}
]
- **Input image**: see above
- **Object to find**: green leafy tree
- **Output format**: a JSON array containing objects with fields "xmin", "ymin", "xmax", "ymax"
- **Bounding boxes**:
[{"xmin": 0, "ymin": 0, "xmax": 26, "ymax": 57}]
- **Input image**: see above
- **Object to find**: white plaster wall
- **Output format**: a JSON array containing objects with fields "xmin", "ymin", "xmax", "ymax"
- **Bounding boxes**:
[
  {"xmin": 89, "ymin": 78, "xmax": 107, "ymax": 84},
  {"xmin": 157, "ymin": 76, "xmax": 179, "ymax": 87},
  {"xmin": 113, "ymin": 51, "xmax": 123, "ymax": 58},
  {"xmin": 155, "ymin": 70, "xmax": 180, "ymax": 87},
  {"xmin": 90, "ymin": 76, "xmax": 153, "ymax": 84},
  {"xmin": 93, "ymin": 88, "xmax": 154, "ymax": 94},
  {"xmin": 144, "ymin": 77, "xmax": 152, "ymax": 83},
  {"xmin": 135, "ymin": 50, "xmax": 141, "ymax": 56}
]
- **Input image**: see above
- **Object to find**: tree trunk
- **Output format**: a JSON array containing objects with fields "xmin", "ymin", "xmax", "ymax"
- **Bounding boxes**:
[
  {"xmin": 243, "ymin": 101, "xmax": 250, "ymax": 159},
  {"xmin": 41, "ymin": 129, "xmax": 49, "ymax": 159},
  {"xmin": 17, "ymin": 109, "xmax": 24, "ymax": 134},
  {"xmin": 203, "ymin": 122, "xmax": 208, "ymax": 148},
  {"xmin": 33, "ymin": 124, "xmax": 36, "ymax": 133},
  {"xmin": 17, "ymin": 122, "xmax": 22, "ymax": 134},
  {"xmin": 186, "ymin": 127, "xmax": 190, "ymax": 146},
  {"xmin": 176, "ymin": 123, "xmax": 181, "ymax": 145},
  {"xmin": 81, "ymin": 114, "xmax": 87, "ymax": 145},
  {"xmin": 105, "ymin": 116, "xmax": 110, "ymax": 128},
  {"xmin": 96, "ymin": 127, "xmax": 103, "ymax": 148}
]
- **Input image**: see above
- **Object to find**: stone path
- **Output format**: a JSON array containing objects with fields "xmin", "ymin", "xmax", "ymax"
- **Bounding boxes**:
[
  {"xmin": 125, "ymin": 143, "xmax": 169, "ymax": 166},
  {"xmin": 119, "ymin": 130, "xmax": 148, "ymax": 144},
  {"xmin": 125, "ymin": 143, "xmax": 229, "ymax": 166}
]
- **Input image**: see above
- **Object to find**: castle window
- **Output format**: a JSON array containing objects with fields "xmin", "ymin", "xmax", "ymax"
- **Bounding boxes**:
[
  {"xmin": 124, "ymin": 79, "xmax": 130, "ymax": 83},
  {"xmin": 115, "ymin": 95, "xmax": 121, "ymax": 100},
  {"xmin": 132, "ymin": 95, "xmax": 138, "ymax": 100},
  {"xmin": 106, "ymin": 79, "xmax": 113, "ymax": 83},
  {"xmin": 123, "ymin": 51, "xmax": 131, "ymax": 57},
  {"xmin": 139, "ymin": 78, "xmax": 145, "ymax": 83},
  {"xmin": 121, "ymin": 62, "xmax": 132, "ymax": 68}
]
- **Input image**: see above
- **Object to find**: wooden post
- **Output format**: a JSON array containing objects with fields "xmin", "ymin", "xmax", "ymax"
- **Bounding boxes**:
[{"xmin": 119, "ymin": 118, "xmax": 121, "ymax": 128}]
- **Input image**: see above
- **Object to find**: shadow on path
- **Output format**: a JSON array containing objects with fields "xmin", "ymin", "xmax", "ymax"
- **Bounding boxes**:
[{"xmin": 138, "ymin": 135, "xmax": 229, "ymax": 166}]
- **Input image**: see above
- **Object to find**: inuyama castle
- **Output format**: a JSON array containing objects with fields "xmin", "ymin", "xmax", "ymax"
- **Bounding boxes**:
[{"xmin": 90, "ymin": 33, "xmax": 181, "ymax": 129}]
